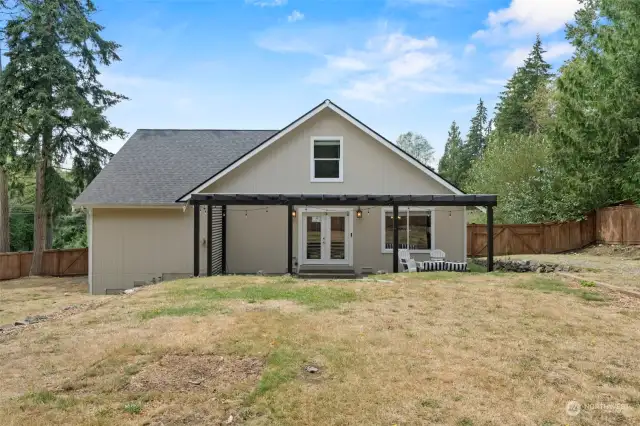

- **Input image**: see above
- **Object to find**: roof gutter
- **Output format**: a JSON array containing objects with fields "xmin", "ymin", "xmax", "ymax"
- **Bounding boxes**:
[{"xmin": 72, "ymin": 202, "xmax": 186, "ymax": 209}]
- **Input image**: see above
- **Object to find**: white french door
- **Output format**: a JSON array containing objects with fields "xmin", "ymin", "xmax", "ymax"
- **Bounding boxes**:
[{"xmin": 300, "ymin": 210, "xmax": 352, "ymax": 266}]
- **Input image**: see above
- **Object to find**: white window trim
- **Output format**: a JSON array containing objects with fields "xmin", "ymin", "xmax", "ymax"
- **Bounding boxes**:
[
  {"xmin": 310, "ymin": 136, "xmax": 344, "ymax": 183},
  {"xmin": 380, "ymin": 207, "xmax": 435, "ymax": 254}
]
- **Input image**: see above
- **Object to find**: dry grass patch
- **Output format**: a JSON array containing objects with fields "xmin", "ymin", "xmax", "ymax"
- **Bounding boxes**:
[
  {"xmin": 0, "ymin": 273, "xmax": 639, "ymax": 425},
  {"xmin": 0, "ymin": 276, "xmax": 93, "ymax": 325},
  {"xmin": 128, "ymin": 354, "xmax": 263, "ymax": 393},
  {"xmin": 505, "ymin": 250, "xmax": 640, "ymax": 291}
]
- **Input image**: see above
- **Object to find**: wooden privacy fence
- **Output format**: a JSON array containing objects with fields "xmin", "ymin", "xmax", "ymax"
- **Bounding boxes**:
[
  {"xmin": 597, "ymin": 205, "xmax": 640, "ymax": 245},
  {"xmin": 468, "ymin": 204, "xmax": 639, "ymax": 257},
  {"xmin": 0, "ymin": 248, "xmax": 88, "ymax": 281}
]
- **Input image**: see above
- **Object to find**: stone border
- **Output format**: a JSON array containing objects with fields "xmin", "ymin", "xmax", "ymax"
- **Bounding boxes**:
[
  {"xmin": 472, "ymin": 258, "xmax": 584, "ymax": 273},
  {"xmin": 0, "ymin": 300, "xmax": 109, "ymax": 336}
]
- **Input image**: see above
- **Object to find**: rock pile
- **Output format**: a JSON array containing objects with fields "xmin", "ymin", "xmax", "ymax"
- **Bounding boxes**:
[{"xmin": 472, "ymin": 258, "xmax": 582, "ymax": 273}]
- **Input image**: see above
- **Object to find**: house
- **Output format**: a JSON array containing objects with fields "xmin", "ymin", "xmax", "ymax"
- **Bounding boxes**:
[{"xmin": 75, "ymin": 100, "xmax": 497, "ymax": 294}]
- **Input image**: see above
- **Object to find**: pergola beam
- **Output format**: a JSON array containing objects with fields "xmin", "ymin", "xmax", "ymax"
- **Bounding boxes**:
[{"xmin": 189, "ymin": 193, "xmax": 497, "ymax": 207}]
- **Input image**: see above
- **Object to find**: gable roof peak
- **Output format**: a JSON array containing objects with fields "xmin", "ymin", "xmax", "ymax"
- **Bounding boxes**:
[{"xmin": 177, "ymin": 99, "xmax": 464, "ymax": 201}]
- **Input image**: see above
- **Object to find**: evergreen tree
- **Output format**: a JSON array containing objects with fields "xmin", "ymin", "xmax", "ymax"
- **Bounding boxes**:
[
  {"xmin": 438, "ymin": 121, "xmax": 464, "ymax": 185},
  {"xmin": 552, "ymin": 0, "xmax": 640, "ymax": 214},
  {"xmin": 397, "ymin": 132, "xmax": 435, "ymax": 166},
  {"xmin": 495, "ymin": 35, "xmax": 553, "ymax": 134},
  {"xmin": 0, "ymin": 0, "xmax": 126, "ymax": 274},
  {"xmin": 0, "ymin": 46, "xmax": 11, "ymax": 252},
  {"xmin": 464, "ymin": 99, "xmax": 488, "ymax": 161}
]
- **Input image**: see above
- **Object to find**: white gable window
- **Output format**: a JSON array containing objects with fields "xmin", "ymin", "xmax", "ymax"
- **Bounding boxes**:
[
  {"xmin": 311, "ymin": 137, "xmax": 343, "ymax": 182},
  {"xmin": 381, "ymin": 207, "xmax": 434, "ymax": 253}
]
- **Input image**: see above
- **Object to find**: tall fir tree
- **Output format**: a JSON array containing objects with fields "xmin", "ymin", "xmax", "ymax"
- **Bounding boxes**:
[
  {"xmin": 0, "ymin": 45, "xmax": 10, "ymax": 252},
  {"xmin": 494, "ymin": 35, "xmax": 553, "ymax": 135},
  {"xmin": 464, "ymin": 99, "xmax": 488, "ymax": 161},
  {"xmin": 0, "ymin": 0, "xmax": 126, "ymax": 274},
  {"xmin": 552, "ymin": 0, "xmax": 640, "ymax": 213},
  {"xmin": 438, "ymin": 121, "xmax": 464, "ymax": 185}
]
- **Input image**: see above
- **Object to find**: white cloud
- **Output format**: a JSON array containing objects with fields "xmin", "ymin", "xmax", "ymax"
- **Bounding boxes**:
[
  {"xmin": 326, "ymin": 55, "xmax": 369, "ymax": 71},
  {"xmin": 405, "ymin": 80, "xmax": 495, "ymax": 95},
  {"xmin": 463, "ymin": 43, "xmax": 476, "ymax": 55},
  {"xmin": 246, "ymin": 0, "xmax": 287, "ymax": 7},
  {"xmin": 390, "ymin": 0, "xmax": 456, "ymax": 5},
  {"xmin": 546, "ymin": 42, "xmax": 575, "ymax": 60},
  {"xmin": 287, "ymin": 10, "xmax": 304, "ymax": 23},
  {"xmin": 371, "ymin": 33, "xmax": 438, "ymax": 53},
  {"xmin": 473, "ymin": 0, "xmax": 580, "ymax": 40},
  {"xmin": 503, "ymin": 41, "xmax": 574, "ymax": 69},
  {"xmin": 340, "ymin": 77, "xmax": 390, "ymax": 103},
  {"xmin": 256, "ymin": 22, "xmax": 375, "ymax": 55},
  {"xmin": 311, "ymin": 31, "xmax": 452, "ymax": 101},
  {"xmin": 503, "ymin": 46, "xmax": 530, "ymax": 69},
  {"xmin": 388, "ymin": 51, "xmax": 447, "ymax": 79},
  {"xmin": 257, "ymin": 23, "xmax": 496, "ymax": 103}
]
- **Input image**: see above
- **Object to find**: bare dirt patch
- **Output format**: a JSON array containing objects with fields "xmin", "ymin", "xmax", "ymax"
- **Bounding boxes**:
[
  {"xmin": 238, "ymin": 299, "xmax": 305, "ymax": 313},
  {"xmin": 128, "ymin": 354, "xmax": 264, "ymax": 393},
  {"xmin": 0, "ymin": 276, "xmax": 93, "ymax": 325},
  {"xmin": 580, "ymin": 244, "xmax": 640, "ymax": 259}
]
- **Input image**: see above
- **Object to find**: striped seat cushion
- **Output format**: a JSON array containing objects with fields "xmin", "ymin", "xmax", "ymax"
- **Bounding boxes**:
[
  {"xmin": 422, "ymin": 261, "xmax": 446, "ymax": 271},
  {"xmin": 446, "ymin": 262, "xmax": 468, "ymax": 272}
]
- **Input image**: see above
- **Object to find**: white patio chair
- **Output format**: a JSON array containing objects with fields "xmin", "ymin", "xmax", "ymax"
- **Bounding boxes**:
[
  {"xmin": 420, "ymin": 249, "xmax": 446, "ymax": 272},
  {"xmin": 430, "ymin": 249, "xmax": 446, "ymax": 262},
  {"xmin": 399, "ymin": 248, "xmax": 419, "ymax": 272}
]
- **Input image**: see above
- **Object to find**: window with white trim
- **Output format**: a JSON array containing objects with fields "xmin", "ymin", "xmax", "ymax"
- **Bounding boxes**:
[
  {"xmin": 382, "ymin": 208, "xmax": 433, "ymax": 252},
  {"xmin": 311, "ymin": 137, "xmax": 343, "ymax": 182}
]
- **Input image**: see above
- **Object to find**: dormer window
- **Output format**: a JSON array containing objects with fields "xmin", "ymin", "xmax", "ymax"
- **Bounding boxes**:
[{"xmin": 311, "ymin": 137, "xmax": 343, "ymax": 182}]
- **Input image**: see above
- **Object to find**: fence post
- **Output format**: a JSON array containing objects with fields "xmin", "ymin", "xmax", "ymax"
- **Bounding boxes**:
[
  {"xmin": 620, "ymin": 207, "xmax": 625, "ymax": 245},
  {"xmin": 487, "ymin": 207, "xmax": 494, "ymax": 272}
]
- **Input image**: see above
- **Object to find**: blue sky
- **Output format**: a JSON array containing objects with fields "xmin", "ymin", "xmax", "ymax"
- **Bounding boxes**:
[{"xmin": 90, "ymin": 0, "xmax": 579, "ymax": 164}]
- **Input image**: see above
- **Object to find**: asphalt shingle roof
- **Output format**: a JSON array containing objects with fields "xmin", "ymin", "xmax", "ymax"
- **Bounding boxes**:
[{"xmin": 74, "ymin": 129, "xmax": 278, "ymax": 205}]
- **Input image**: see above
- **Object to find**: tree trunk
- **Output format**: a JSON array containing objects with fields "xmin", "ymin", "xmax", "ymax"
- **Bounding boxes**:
[
  {"xmin": 0, "ymin": 165, "xmax": 10, "ymax": 252},
  {"xmin": 30, "ymin": 133, "xmax": 49, "ymax": 276},
  {"xmin": 46, "ymin": 209, "xmax": 54, "ymax": 249}
]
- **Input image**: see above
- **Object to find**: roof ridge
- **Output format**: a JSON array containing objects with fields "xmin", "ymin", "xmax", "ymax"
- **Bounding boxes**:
[{"xmin": 136, "ymin": 128, "xmax": 279, "ymax": 132}]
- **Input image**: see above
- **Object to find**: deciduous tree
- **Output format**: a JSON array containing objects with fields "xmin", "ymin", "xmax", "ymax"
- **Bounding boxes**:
[{"xmin": 397, "ymin": 132, "xmax": 435, "ymax": 167}]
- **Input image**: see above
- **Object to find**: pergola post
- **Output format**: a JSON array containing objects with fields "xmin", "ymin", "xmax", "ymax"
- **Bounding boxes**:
[
  {"xmin": 393, "ymin": 204, "xmax": 399, "ymax": 273},
  {"xmin": 193, "ymin": 202, "xmax": 200, "ymax": 277},
  {"xmin": 287, "ymin": 204, "xmax": 293, "ymax": 274},
  {"xmin": 207, "ymin": 205, "xmax": 212, "ymax": 276},
  {"xmin": 221, "ymin": 205, "xmax": 227, "ymax": 274},
  {"xmin": 487, "ymin": 205, "xmax": 494, "ymax": 272}
]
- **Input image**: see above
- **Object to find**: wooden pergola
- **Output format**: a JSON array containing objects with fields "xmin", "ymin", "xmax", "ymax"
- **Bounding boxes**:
[{"xmin": 189, "ymin": 194, "xmax": 498, "ymax": 276}]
